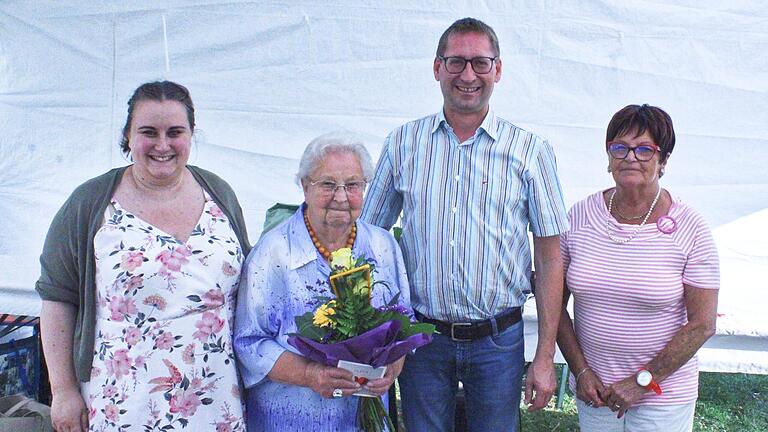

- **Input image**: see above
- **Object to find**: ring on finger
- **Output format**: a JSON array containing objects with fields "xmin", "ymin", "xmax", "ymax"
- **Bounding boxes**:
[
  {"xmin": 586, "ymin": 400, "xmax": 594, "ymax": 407},
  {"xmin": 332, "ymin": 388, "xmax": 343, "ymax": 399}
]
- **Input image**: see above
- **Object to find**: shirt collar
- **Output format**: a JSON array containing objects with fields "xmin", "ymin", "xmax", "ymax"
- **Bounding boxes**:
[
  {"xmin": 431, "ymin": 109, "xmax": 499, "ymax": 142},
  {"xmin": 285, "ymin": 204, "xmax": 375, "ymax": 272},
  {"xmin": 287, "ymin": 204, "xmax": 319, "ymax": 270}
]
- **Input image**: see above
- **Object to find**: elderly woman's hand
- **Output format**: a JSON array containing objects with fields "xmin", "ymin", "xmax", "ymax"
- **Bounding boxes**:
[
  {"xmin": 603, "ymin": 375, "xmax": 648, "ymax": 418},
  {"xmin": 362, "ymin": 357, "xmax": 405, "ymax": 397},
  {"xmin": 575, "ymin": 368, "xmax": 607, "ymax": 408},
  {"xmin": 304, "ymin": 362, "xmax": 360, "ymax": 399}
]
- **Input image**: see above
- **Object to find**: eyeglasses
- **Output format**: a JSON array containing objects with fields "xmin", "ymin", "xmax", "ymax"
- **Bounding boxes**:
[
  {"xmin": 607, "ymin": 142, "xmax": 659, "ymax": 162},
  {"xmin": 309, "ymin": 179, "xmax": 367, "ymax": 195},
  {"xmin": 438, "ymin": 56, "xmax": 497, "ymax": 74}
]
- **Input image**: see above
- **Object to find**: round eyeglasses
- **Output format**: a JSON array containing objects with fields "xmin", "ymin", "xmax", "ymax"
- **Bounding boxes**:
[
  {"xmin": 309, "ymin": 179, "xmax": 367, "ymax": 196},
  {"xmin": 607, "ymin": 143, "xmax": 659, "ymax": 162},
  {"xmin": 438, "ymin": 56, "xmax": 497, "ymax": 74}
]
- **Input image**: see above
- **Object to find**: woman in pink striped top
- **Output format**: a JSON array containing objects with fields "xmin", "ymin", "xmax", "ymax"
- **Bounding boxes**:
[{"xmin": 557, "ymin": 104, "xmax": 720, "ymax": 431}]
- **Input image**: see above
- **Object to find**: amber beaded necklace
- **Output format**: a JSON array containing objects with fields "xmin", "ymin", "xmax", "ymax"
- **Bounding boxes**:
[{"xmin": 303, "ymin": 212, "xmax": 356, "ymax": 262}]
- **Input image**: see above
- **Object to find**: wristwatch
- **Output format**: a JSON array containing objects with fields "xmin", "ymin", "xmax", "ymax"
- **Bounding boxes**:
[{"xmin": 636, "ymin": 369, "xmax": 662, "ymax": 395}]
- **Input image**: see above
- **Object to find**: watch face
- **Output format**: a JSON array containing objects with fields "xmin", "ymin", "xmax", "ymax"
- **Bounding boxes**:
[{"xmin": 637, "ymin": 370, "xmax": 652, "ymax": 387}]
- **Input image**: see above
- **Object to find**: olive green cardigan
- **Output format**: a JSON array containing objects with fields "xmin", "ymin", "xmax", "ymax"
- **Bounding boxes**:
[{"xmin": 35, "ymin": 166, "xmax": 251, "ymax": 381}]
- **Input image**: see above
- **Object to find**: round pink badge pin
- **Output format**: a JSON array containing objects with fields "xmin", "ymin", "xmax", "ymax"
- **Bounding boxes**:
[{"xmin": 657, "ymin": 215, "xmax": 677, "ymax": 234}]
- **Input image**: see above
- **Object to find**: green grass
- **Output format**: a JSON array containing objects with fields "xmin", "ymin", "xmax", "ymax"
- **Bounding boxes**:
[
  {"xmin": 519, "ymin": 368, "xmax": 768, "ymax": 432},
  {"xmin": 394, "ymin": 367, "xmax": 768, "ymax": 431}
]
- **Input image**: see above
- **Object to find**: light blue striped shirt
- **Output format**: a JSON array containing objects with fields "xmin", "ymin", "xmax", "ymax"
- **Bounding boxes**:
[{"xmin": 361, "ymin": 110, "xmax": 569, "ymax": 322}]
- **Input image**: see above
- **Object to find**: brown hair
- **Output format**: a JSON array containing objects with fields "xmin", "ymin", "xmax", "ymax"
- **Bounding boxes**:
[
  {"xmin": 606, "ymin": 104, "xmax": 675, "ymax": 161},
  {"xmin": 436, "ymin": 17, "xmax": 500, "ymax": 57},
  {"xmin": 120, "ymin": 81, "xmax": 195, "ymax": 156}
]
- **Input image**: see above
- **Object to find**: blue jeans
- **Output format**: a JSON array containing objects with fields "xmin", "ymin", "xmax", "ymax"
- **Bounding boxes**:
[{"xmin": 399, "ymin": 319, "xmax": 525, "ymax": 432}]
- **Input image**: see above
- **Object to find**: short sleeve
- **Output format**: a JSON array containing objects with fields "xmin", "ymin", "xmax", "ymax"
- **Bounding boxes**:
[
  {"xmin": 682, "ymin": 215, "xmax": 720, "ymax": 290},
  {"xmin": 526, "ymin": 138, "xmax": 570, "ymax": 237},
  {"xmin": 360, "ymin": 133, "xmax": 403, "ymax": 230}
]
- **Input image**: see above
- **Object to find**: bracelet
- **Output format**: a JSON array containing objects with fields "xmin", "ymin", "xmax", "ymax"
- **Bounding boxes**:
[{"xmin": 574, "ymin": 366, "xmax": 591, "ymax": 384}]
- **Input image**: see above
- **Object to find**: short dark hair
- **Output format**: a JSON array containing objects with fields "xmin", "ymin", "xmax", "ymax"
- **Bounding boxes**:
[
  {"xmin": 606, "ymin": 104, "xmax": 675, "ymax": 161},
  {"xmin": 436, "ymin": 17, "xmax": 500, "ymax": 57},
  {"xmin": 120, "ymin": 81, "xmax": 195, "ymax": 156}
]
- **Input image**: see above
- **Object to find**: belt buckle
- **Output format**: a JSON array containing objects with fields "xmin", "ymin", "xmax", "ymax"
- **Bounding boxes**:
[{"xmin": 450, "ymin": 322, "xmax": 473, "ymax": 342}]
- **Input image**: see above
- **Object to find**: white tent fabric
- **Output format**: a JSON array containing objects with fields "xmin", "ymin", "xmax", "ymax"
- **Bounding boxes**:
[{"xmin": 1, "ymin": 1, "xmax": 766, "ymax": 373}]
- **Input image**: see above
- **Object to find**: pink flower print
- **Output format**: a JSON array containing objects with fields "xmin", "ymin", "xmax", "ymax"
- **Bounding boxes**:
[
  {"xmin": 103, "ymin": 384, "xmax": 118, "ymax": 398},
  {"xmin": 109, "ymin": 295, "xmax": 137, "ymax": 321},
  {"xmin": 124, "ymin": 326, "xmax": 142, "ymax": 346},
  {"xmin": 121, "ymin": 251, "xmax": 144, "ymax": 272},
  {"xmin": 104, "ymin": 403, "xmax": 119, "ymax": 422},
  {"xmin": 154, "ymin": 331, "xmax": 175, "ymax": 350},
  {"xmin": 156, "ymin": 245, "xmax": 192, "ymax": 275},
  {"xmin": 203, "ymin": 289, "xmax": 225, "ymax": 307},
  {"xmin": 216, "ymin": 423, "xmax": 232, "ymax": 432},
  {"xmin": 190, "ymin": 377, "xmax": 203, "ymax": 389},
  {"xmin": 88, "ymin": 406, "xmax": 97, "ymax": 421},
  {"xmin": 105, "ymin": 349, "xmax": 132, "ymax": 379},
  {"xmin": 90, "ymin": 366, "xmax": 101, "ymax": 379},
  {"xmin": 209, "ymin": 203, "xmax": 225, "ymax": 218},
  {"xmin": 124, "ymin": 275, "xmax": 143, "ymax": 291},
  {"xmin": 221, "ymin": 261, "xmax": 238, "ymax": 277},
  {"xmin": 148, "ymin": 359, "xmax": 182, "ymax": 393},
  {"xmin": 134, "ymin": 355, "xmax": 146, "ymax": 369},
  {"xmin": 143, "ymin": 294, "xmax": 167, "ymax": 311},
  {"xmin": 193, "ymin": 311, "xmax": 224, "ymax": 342},
  {"xmin": 182, "ymin": 344, "xmax": 196, "ymax": 365},
  {"xmin": 169, "ymin": 389, "xmax": 201, "ymax": 417}
]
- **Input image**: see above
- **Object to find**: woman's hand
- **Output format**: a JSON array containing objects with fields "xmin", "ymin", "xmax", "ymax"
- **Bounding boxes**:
[
  {"xmin": 304, "ymin": 362, "xmax": 360, "ymax": 399},
  {"xmin": 603, "ymin": 375, "xmax": 648, "ymax": 418},
  {"xmin": 51, "ymin": 386, "xmax": 89, "ymax": 432},
  {"xmin": 575, "ymin": 368, "xmax": 607, "ymax": 408},
  {"xmin": 364, "ymin": 357, "xmax": 405, "ymax": 397}
]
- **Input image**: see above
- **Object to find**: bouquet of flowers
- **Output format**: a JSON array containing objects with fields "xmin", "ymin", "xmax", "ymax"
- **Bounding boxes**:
[{"xmin": 287, "ymin": 248, "xmax": 434, "ymax": 432}]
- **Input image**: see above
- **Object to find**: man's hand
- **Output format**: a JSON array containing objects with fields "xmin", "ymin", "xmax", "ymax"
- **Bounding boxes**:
[{"xmin": 524, "ymin": 357, "xmax": 557, "ymax": 412}]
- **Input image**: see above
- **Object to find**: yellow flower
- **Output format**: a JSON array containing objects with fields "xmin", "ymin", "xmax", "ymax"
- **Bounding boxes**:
[
  {"xmin": 313, "ymin": 301, "xmax": 336, "ymax": 328},
  {"xmin": 330, "ymin": 248, "xmax": 354, "ymax": 270}
]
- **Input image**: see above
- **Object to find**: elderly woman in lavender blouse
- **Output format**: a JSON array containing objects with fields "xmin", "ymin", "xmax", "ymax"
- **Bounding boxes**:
[{"xmin": 234, "ymin": 133, "xmax": 411, "ymax": 431}]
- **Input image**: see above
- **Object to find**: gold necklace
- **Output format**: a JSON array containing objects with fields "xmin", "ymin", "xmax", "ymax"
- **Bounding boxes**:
[
  {"xmin": 605, "ymin": 187, "xmax": 661, "ymax": 244},
  {"xmin": 303, "ymin": 212, "xmax": 356, "ymax": 262}
]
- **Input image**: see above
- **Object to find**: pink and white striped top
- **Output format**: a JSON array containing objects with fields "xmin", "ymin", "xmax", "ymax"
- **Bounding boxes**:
[{"xmin": 562, "ymin": 190, "xmax": 720, "ymax": 405}]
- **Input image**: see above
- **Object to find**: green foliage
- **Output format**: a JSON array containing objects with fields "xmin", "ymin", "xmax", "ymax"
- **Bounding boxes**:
[
  {"xmin": 293, "ymin": 311, "xmax": 326, "ymax": 341},
  {"xmin": 515, "ymin": 367, "xmax": 768, "ymax": 432},
  {"xmin": 294, "ymin": 256, "xmax": 435, "ymax": 344}
]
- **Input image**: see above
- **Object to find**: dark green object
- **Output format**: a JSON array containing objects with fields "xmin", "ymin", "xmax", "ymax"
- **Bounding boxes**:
[{"xmin": 261, "ymin": 203, "xmax": 300, "ymax": 238}]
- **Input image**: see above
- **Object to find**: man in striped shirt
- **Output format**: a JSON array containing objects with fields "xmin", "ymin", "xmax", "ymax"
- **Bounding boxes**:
[{"xmin": 361, "ymin": 17, "xmax": 570, "ymax": 431}]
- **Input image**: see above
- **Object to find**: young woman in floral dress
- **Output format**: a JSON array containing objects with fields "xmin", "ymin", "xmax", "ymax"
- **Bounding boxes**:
[{"xmin": 37, "ymin": 81, "xmax": 250, "ymax": 432}]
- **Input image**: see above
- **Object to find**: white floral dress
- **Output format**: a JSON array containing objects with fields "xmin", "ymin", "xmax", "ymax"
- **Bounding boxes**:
[{"xmin": 82, "ymin": 192, "xmax": 245, "ymax": 432}]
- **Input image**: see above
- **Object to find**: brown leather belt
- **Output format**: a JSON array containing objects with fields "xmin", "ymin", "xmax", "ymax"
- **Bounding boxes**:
[{"xmin": 415, "ymin": 308, "xmax": 522, "ymax": 342}]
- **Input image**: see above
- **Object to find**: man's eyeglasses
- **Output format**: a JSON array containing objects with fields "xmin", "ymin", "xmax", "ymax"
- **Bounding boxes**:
[
  {"xmin": 607, "ymin": 143, "xmax": 659, "ymax": 162},
  {"xmin": 438, "ymin": 56, "xmax": 497, "ymax": 74},
  {"xmin": 309, "ymin": 179, "xmax": 367, "ymax": 195}
]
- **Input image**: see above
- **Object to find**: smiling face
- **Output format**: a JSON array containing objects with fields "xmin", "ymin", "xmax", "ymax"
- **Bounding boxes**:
[
  {"xmin": 302, "ymin": 150, "xmax": 365, "ymax": 231},
  {"xmin": 127, "ymin": 100, "xmax": 192, "ymax": 184},
  {"xmin": 434, "ymin": 32, "xmax": 502, "ymax": 118},
  {"xmin": 608, "ymin": 130, "xmax": 666, "ymax": 190}
]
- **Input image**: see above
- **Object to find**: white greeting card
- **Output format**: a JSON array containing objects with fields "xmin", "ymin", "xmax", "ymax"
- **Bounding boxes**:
[{"xmin": 337, "ymin": 360, "xmax": 387, "ymax": 398}]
